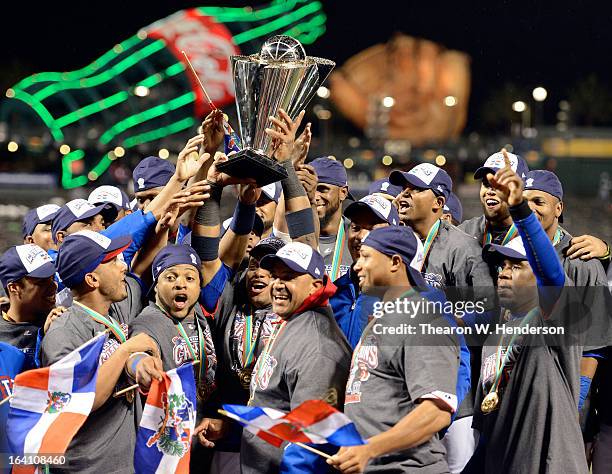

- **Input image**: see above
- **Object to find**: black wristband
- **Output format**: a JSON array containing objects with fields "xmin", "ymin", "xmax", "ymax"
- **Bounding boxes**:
[
  {"xmin": 191, "ymin": 235, "xmax": 220, "ymax": 261},
  {"xmin": 509, "ymin": 200, "xmax": 531, "ymax": 221},
  {"xmin": 195, "ymin": 180, "xmax": 222, "ymax": 226},
  {"xmin": 280, "ymin": 161, "xmax": 306, "ymax": 200},
  {"xmin": 286, "ymin": 208, "xmax": 316, "ymax": 238}
]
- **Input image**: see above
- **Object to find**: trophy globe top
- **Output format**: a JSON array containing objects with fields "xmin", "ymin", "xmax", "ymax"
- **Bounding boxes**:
[{"xmin": 260, "ymin": 35, "xmax": 306, "ymax": 62}]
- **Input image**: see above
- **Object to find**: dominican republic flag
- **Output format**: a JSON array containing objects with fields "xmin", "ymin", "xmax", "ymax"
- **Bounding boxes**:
[
  {"xmin": 222, "ymin": 400, "xmax": 365, "ymax": 448},
  {"xmin": 8, "ymin": 332, "xmax": 107, "ymax": 473},
  {"xmin": 223, "ymin": 118, "xmax": 242, "ymax": 155},
  {"xmin": 134, "ymin": 364, "xmax": 197, "ymax": 474}
]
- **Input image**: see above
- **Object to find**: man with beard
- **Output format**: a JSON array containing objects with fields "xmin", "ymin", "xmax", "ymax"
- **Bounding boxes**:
[
  {"xmin": 521, "ymin": 169, "xmax": 612, "ymax": 451},
  {"xmin": 0, "ymin": 244, "xmax": 62, "ymax": 368},
  {"xmin": 22, "ymin": 204, "xmax": 60, "ymax": 252},
  {"xmin": 329, "ymin": 226, "xmax": 460, "ymax": 473},
  {"xmin": 311, "ymin": 157, "xmax": 355, "ymax": 280},
  {"xmin": 390, "ymin": 163, "xmax": 495, "ymax": 473},
  {"xmin": 239, "ymin": 242, "xmax": 351, "ymax": 473},
  {"xmin": 41, "ymin": 231, "xmax": 159, "ymax": 473},
  {"xmin": 196, "ymin": 237, "xmax": 285, "ymax": 473},
  {"xmin": 463, "ymin": 153, "xmax": 588, "ymax": 474},
  {"xmin": 330, "ymin": 194, "xmax": 400, "ymax": 348},
  {"xmin": 458, "ymin": 150, "xmax": 530, "ymax": 247}
]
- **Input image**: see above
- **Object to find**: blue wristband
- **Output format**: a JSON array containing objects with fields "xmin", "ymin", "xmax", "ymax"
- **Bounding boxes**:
[{"xmin": 230, "ymin": 201, "xmax": 256, "ymax": 235}]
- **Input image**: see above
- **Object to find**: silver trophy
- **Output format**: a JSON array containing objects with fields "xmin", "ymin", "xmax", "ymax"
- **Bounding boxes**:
[{"xmin": 216, "ymin": 35, "xmax": 335, "ymax": 186}]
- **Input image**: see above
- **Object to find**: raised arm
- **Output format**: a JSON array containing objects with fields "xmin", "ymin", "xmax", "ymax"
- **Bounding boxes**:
[{"xmin": 266, "ymin": 109, "xmax": 318, "ymax": 249}]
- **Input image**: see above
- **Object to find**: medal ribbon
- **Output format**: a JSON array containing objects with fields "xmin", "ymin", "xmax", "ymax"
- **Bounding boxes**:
[
  {"xmin": 552, "ymin": 228, "xmax": 563, "ymax": 246},
  {"xmin": 241, "ymin": 314, "xmax": 258, "ymax": 368},
  {"xmin": 73, "ymin": 301, "xmax": 126, "ymax": 343},
  {"xmin": 482, "ymin": 222, "xmax": 518, "ymax": 247},
  {"xmin": 248, "ymin": 319, "xmax": 287, "ymax": 404},
  {"xmin": 483, "ymin": 307, "xmax": 540, "ymax": 395},
  {"xmin": 175, "ymin": 319, "xmax": 206, "ymax": 386},
  {"xmin": 329, "ymin": 218, "xmax": 346, "ymax": 281},
  {"xmin": 420, "ymin": 220, "xmax": 441, "ymax": 270}
]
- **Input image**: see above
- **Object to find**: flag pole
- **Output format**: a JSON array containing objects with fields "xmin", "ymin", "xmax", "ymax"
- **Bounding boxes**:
[
  {"xmin": 181, "ymin": 50, "xmax": 217, "ymax": 110},
  {"xmin": 113, "ymin": 360, "xmax": 201, "ymax": 398},
  {"xmin": 217, "ymin": 409, "xmax": 333, "ymax": 460},
  {"xmin": 0, "ymin": 395, "xmax": 13, "ymax": 407}
]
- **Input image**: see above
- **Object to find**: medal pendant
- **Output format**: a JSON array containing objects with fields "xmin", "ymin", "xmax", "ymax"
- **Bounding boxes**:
[
  {"xmin": 238, "ymin": 368, "xmax": 253, "ymax": 390},
  {"xmin": 481, "ymin": 391, "xmax": 500, "ymax": 414},
  {"xmin": 197, "ymin": 382, "xmax": 212, "ymax": 402}
]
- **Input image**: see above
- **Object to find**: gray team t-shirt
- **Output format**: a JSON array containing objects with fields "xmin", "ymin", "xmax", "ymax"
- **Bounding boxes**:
[
  {"xmin": 40, "ymin": 304, "xmax": 135, "ymax": 474},
  {"xmin": 421, "ymin": 220, "xmax": 496, "ymax": 306},
  {"xmin": 129, "ymin": 303, "xmax": 216, "ymax": 392},
  {"xmin": 241, "ymin": 306, "xmax": 352, "ymax": 474},
  {"xmin": 473, "ymin": 302, "xmax": 588, "ymax": 474},
  {"xmin": 344, "ymin": 293, "xmax": 459, "ymax": 473}
]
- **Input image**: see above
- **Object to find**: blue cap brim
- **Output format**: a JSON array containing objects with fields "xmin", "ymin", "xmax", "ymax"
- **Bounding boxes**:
[
  {"xmin": 344, "ymin": 201, "xmax": 386, "ymax": 223},
  {"xmin": 482, "ymin": 243, "xmax": 526, "ymax": 263},
  {"xmin": 474, "ymin": 167, "xmax": 497, "ymax": 180},
  {"xmin": 260, "ymin": 254, "xmax": 311, "ymax": 277},
  {"xmin": 27, "ymin": 261, "xmax": 57, "ymax": 279},
  {"xmin": 389, "ymin": 170, "xmax": 429, "ymax": 190}
]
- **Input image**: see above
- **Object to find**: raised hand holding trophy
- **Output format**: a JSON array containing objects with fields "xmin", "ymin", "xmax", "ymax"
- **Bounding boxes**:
[{"xmin": 216, "ymin": 35, "xmax": 335, "ymax": 186}]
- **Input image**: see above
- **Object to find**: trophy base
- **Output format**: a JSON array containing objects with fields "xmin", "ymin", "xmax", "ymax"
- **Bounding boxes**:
[{"xmin": 216, "ymin": 149, "xmax": 288, "ymax": 187}]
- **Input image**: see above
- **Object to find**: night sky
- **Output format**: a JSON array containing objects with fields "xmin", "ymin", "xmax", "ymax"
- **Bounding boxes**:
[{"xmin": 2, "ymin": 0, "xmax": 611, "ymax": 129}]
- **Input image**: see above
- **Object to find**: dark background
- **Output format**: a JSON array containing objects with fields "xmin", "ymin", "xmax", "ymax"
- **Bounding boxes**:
[{"xmin": 2, "ymin": 0, "xmax": 612, "ymax": 131}]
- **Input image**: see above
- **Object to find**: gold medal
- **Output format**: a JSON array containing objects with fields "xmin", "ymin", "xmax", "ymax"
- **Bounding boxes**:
[
  {"xmin": 481, "ymin": 391, "xmax": 500, "ymax": 414},
  {"xmin": 197, "ymin": 382, "xmax": 212, "ymax": 402},
  {"xmin": 238, "ymin": 368, "xmax": 252, "ymax": 390}
]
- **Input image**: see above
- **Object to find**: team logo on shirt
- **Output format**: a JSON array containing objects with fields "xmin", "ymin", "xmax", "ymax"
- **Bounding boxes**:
[
  {"xmin": 99, "ymin": 323, "xmax": 129, "ymax": 364},
  {"xmin": 423, "ymin": 272, "xmax": 444, "ymax": 289},
  {"xmin": 172, "ymin": 335, "xmax": 201, "ymax": 366},
  {"xmin": 45, "ymin": 391, "xmax": 72, "ymax": 414},
  {"xmin": 146, "ymin": 392, "xmax": 195, "ymax": 457},
  {"xmin": 345, "ymin": 334, "xmax": 378, "ymax": 404},
  {"xmin": 253, "ymin": 353, "xmax": 277, "ymax": 391}
]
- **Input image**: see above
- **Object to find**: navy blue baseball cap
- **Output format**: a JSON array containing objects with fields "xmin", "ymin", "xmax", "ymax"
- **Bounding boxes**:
[
  {"xmin": 344, "ymin": 194, "xmax": 400, "ymax": 225},
  {"xmin": 0, "ymin": 244, "xmax": 56, "ymax": 287},
  {"xmin": 523, "ymin": 170, "xmax": 564, "ymax": 222},
  {"xmin": 389, "ymin": 163, "xmax": 453, "ymax": 200},
  {"xmin": 56, "ymin": 230, "xmax": 132, "ymax": 288},
  {"xmin": 52, "ymin": 199, "xmax": 107, "ymax": 243},
  {"xmin": 259, "ymin": 182, "xmax": 282, "ymax": 204},
  {"xmin": 133, "ymin": 156, "xmax": 175, "ymax": 192},
  {"xmin": 368, "ymin": 178, "xmax": 402, "ymax": 198},
  {"xmin": 260, "ymin": 242, "xmax": 325, "ymax": 279},
  {"xmin": 523, "ymin": 170, "xmax": 563, "ymax": 201},
  {"xmin": 250, "ymin": 236, "xmax": 286, "ymax": 261},
  {"xmin": 483, "ymin": 237, "xmax": 527, "ymax": 264},
  {"xmin": 310, "ymin": 157, "xmax": 355, "ymax": 200},
  {"xmin": 151, "ymin": 244, "xmax": 203, "ymax": 288},
  {"xmin": 22, "ymin": 204, "xmax": 60, "ymax": 238},
  {"xmin": 88, "ymin": 185, "xmax": 131, "ymax": 212},
  {"xmin": 443, "ymin": 192, "xmax": 463, "ymax": 223},
  {"xmin": 361, "ymin": 226, "xmax": 428, "ymax": 288},
  {"xmin": 474, "ymin": 151, "xmax": 529, "ymax": 180}
]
